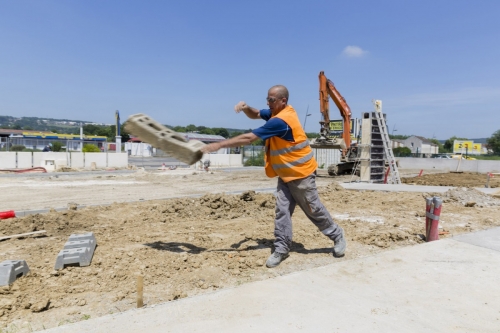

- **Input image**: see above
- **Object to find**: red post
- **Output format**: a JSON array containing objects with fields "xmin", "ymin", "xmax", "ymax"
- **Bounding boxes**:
[
  {"xmin": 425, "ymin": 198, "xmax": 433, "ymax": 239},
  {"xmin": 383, "ymin": 166, "xmax": 391, "ymax": 184},
  {"xmin": 0, "ymin": 210, "xmax": 16, "ymax": 219},
  {"xmin": 426, "ymin": 197, "xmax": 442, "ymax": 242},
  {"xmin": 418, "ymin": 169, "xmax": 424, "ymax": 177}
]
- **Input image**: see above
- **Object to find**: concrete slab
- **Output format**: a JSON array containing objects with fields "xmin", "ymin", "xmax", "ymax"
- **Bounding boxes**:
[
  {"xmin": 453, "ymin": 226, "xmax": 500, "ymax": 252},
  {"xmin": 478, "ymin": 188, "xmax": 500, "ymax": 195},
  {"xmin": 340, "ymin": 182, "xmax": 500, "ymax": 195},
  {"xmin": 340, "ymin": 182, "xmax": 454, "ymax": 193},
  {"xmin": 44, "ymin": 235, "xmax": 500, "ymax": 333}
]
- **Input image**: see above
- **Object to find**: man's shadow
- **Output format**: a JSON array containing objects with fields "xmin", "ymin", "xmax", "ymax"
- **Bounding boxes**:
[
  {"xmin": 144, "ymin": 241, "xmax": 206, "ymax": 254},
  {"xmin": 230, "ymin": 237, "xmax": 332, "ymax": 254},
  {"xmin": 144, "ymin": 238, "xmax": 332, "ymax": 255}
]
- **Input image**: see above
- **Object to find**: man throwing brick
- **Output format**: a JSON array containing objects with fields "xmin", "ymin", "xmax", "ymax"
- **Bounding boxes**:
[{"xmin": 201, "ymin": 85, "xmax": 346, "ymax": 268}]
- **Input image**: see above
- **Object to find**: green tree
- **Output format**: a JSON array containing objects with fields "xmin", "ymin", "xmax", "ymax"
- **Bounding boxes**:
[
  {"xmin": 229, "ymin": 131, "xmax": 244, "ymax": 138},
  {"xmin": 11, "ymin": 145, "xmax": 26, "ymax": 151},
  {"xmin": 120, "ymin": 124, "xmax": 130, "ymax": 142},
  {"xmin": 173, "ymin": 126, "xmax": 186, "ymax": 132},
  {"xmin": 306, "ymin": 132, "xmax": 319, "ymax": 138},
  {"xmin": 389, "ymin": 134, "xmax": 410, "ymax": 140},
  {"xmin": 487, "ymin": 130, "xmax": 500, "ymax": 154},
  {"xmin": 199, "ymin": 128, "xmax": 215, "ymax": 135},
  {"xmin": 51, "ymin": 141, "xmax": 63, "ymax": 152},
  {"xmin": 186, "ymin": 124, "xmax": 197, "ymax": 132},
  {"xmin": 244, "ymin": 151, "xmax": 265, "ymax": 166},
  {"xmin": 429, "ymin": 138, "xmax": 444, "ymax": 153},
  {"xmin": 83, "ymin": 144, "xmax": 101, "ymax": 152},
  {"xmin": 393, "ymin": 147, "xmax": 411, "ymax": 157},
  {"xmin": 213, "ymin": 128, "xmax": 229, "ymax": 138},
  {"xmin": 12, "ymin": 124, "xmax": 22, "ymax": 130}
]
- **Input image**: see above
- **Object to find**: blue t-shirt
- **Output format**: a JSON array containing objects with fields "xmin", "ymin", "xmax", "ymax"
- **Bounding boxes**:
[{"xmin": 252, "ymin": 109, "xmax": 294, "ymax": 141}]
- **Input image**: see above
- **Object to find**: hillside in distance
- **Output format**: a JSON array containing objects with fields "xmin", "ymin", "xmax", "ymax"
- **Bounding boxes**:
[{"xmin": 0, "ymin": 115, "xmax": 251, "ymax": 136}]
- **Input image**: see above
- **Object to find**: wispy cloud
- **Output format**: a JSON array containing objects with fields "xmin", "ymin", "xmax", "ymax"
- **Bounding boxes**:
[
  {"xmin": 341, "ymin": 45, "xmax": 368, "ymax": 58},
  {"xmin": 389, "ymin": 87, "xmax": 500, "ymax": 109}
]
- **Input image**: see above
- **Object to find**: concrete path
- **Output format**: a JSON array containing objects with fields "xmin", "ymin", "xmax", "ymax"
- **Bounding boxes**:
[
  {"xmin": 45, "ymin": 227, "xmax": 500, "ymax": 333},
  {"xmin": 340, "ymin": 182, "xmax": 496, "ymax": 195}
]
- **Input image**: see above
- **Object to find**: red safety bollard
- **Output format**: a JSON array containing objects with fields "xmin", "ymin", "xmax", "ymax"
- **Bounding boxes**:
[
  {"xmin": 425, "ymin": 198, "xmax": 433, "ymax": 238},
  {"xmin": 0, "ymin": 210, "xmax": 16, "ymax": 219},
  {"xmin": 425, "ymin": 197, "xmax": 443, "ymax": 242}
]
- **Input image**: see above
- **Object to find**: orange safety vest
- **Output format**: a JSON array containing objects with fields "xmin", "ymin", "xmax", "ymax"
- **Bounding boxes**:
[{"xmin": 264, "ymin": 105, "xmax": 318, "ymax": 182}]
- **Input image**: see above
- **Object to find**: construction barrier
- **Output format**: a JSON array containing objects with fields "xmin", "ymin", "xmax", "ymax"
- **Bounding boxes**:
[
  {"xmin": 0, "ymin": 152, "xmax": 128, "ymax": 170},
  {"xmin": 397, "ymin": 157, "xmax": 500, "ymax": 173},
  {"xmin": 0, "ymin": 210, "xmax": 16, "ymax": 219},
  {"xmin": 425, "ymin": 197, "xmax": 443, "ymax": 242}
]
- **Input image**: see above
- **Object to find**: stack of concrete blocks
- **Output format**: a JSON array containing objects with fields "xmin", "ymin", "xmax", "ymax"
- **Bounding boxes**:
[
  {"xmin": 359, "ymin": 112, "xmax": 387, "ymax": 183},
  {"xmin": 0, "ymin": 260, "xmax": 30, "ymax": 286},
  {"xmin": 54, "ymin": 232, "xmax": 97, "ymax": 270}
]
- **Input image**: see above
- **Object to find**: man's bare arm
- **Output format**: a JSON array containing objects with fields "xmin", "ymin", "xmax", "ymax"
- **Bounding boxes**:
[
  {"xmin": 201, "ymin": 132, "xmax": 260, "ymax": 153},
  {"xmin": 234, "ymin": 101, "xmax": 261, "ymax": 120}
]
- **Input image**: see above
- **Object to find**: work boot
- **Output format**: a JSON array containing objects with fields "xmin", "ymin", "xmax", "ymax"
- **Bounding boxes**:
[
  {"xmin": 333, "ymin": 228, "xmax": 347, "ymax": 257},
  {"xmin": 266, "ymin": 252, "xmax": 289, "ymax": 268}
]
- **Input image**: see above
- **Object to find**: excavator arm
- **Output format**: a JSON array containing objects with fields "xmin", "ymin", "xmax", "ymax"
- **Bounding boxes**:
[
  {"xmin": 319, "ymin": 71, "xmax": 352, "ymax": 148},
  {"xmin": 314, "ymin": 71, "xmax": 352, "ymax": 156}
]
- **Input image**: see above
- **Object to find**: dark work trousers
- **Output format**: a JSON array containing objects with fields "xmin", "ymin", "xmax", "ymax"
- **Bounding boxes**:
[{"xmin": 273, "ymin": 172, "xmax": 342, "ymax": 254}]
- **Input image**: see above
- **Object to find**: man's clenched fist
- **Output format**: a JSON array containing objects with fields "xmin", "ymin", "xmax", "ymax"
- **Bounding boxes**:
[{"xmin": 234, "ymin": 101, "xmax": 248, "ymax": 113}]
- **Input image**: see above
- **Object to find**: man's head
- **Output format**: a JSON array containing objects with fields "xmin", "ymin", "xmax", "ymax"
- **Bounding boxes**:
[{"xmin": 267, "ymin": 85, "xmax": 289, "ymax": 114}]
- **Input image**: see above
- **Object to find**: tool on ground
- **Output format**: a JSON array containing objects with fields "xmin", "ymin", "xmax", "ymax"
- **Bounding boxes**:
[
  {"xmin": 137, "ymin": 275, "xmax": 144, "ymax": 308},
  {"xmin": 0, "ymin": 230, "xmax": 46, "ymax": 241},
  {"xmin": 124, "ymin": 113, "xmax": 205, "ymax": 165},
  {"xmin": 425, "ymin": 197, "xmax": 443, "ymax": 242}
]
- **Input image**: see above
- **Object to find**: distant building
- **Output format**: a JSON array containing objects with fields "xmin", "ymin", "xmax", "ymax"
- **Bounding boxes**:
[
  {"xmin": 0, "ymin": 128, "xmax": 106, "ymax": 151},
  {"xmin": 391, "ymin": 139, "xmax": 405, "ymax": 149},
  {"xmin": 403, "ymin": 136, "xmax": 439, "ymax": 157}
]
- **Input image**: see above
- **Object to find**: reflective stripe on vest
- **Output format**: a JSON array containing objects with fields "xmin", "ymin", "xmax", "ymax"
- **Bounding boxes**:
[
  {"xmin": 269, "ymin": 140, "xmax": 310, "ymax": 157},
  {"xmin": 271, "ymin": 151, "xmax": 314, "ymax": 169}
]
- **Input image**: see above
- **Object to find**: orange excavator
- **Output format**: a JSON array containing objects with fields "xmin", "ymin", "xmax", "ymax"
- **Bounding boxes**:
[{"xmin": 310, "ymin": 71, "xmax": 359, "ymax": 176}]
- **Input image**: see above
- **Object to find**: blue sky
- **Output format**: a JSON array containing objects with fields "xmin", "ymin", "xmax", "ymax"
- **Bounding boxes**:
[{"xmin": 1, "ymin": 0, "xmax": 499, "ymax": 139}]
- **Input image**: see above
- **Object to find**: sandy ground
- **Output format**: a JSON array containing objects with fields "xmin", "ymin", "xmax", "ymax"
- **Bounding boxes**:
[{"xmin": 1, "ymin": 168, "xmax": 500, "ymax": 331}]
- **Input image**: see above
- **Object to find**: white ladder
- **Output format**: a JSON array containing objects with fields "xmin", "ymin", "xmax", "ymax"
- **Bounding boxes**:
[{"xmin": 372, "ymin": 100, "xmax": 401, "ymax": 184}]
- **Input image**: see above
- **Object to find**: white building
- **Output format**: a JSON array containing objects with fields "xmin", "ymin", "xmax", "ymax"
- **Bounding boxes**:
[{"xmin": 403, "ymin": 136, "xmax": 439, "ymax": 157}]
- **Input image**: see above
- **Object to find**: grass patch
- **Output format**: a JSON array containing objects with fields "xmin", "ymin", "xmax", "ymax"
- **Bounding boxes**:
[{"xmin": 474, "ymin": 155, "xmax": 500, "ymax": 160}]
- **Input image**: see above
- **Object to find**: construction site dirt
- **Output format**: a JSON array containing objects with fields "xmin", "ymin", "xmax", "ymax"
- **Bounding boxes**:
[{"xmin": 1, "ymin": 168, "xmax": 500, "ymax": 331}]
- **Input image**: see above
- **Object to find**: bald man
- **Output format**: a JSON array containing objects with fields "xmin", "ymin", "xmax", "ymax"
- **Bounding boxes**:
[{"xmin": 202, "ymin": 85, "xmax": 346, "ymax": 268}]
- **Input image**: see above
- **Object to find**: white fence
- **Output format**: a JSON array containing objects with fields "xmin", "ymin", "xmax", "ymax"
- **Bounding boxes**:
[
  {"xmin": 0, "ymin": 152, "xmax": 128, "ymax": 171},
  {"xmin": 397, "ymin": 157, "xmax": 500, "ymax": 173},
  {"xmin": 194, "ymin": 154, "xmax": 243, "ymax": 169},
  {"xmin": 312, "ymin": 148, "xmax": 342, "ymax": 169}
]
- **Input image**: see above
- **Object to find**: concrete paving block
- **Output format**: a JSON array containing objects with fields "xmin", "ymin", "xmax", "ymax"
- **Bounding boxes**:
[
  {"xmin": 54, "ymin": 232, "xmax": 97, "ymax": 270},
  {"xmin": 68, "ymin": 232, "xmax": 96, "ymax": 243},
  {"xmin": 54, "ymin": 247, "xmax": 94, "ymax": 270},
  {"xmin": 0, "ymin": 260, "xmax": 30, "ymax": 286},
  {"xmin": 64, "ymin": 239, "xmax": 96, "ymax": 253}
]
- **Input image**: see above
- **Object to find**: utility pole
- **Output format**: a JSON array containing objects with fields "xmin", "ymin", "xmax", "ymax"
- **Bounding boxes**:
[
  {"xmin": 80, "ymin": 122, "xmax": 83, "ymax": 152},
  {"xmin": 303, "ymin": 105, "xmax": 311, "ymax": 132},
  {"xmin": 115, "ymin": 110, "xmax": 122, "ymax": 153}
]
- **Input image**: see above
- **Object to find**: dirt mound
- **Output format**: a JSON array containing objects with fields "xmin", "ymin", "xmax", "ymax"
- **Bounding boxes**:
[
  {"xmin": 402, "ymin": 172, "xmax": 497, "ymax": 188},
  {"xmin": 442, "ymin": 187, "xmax": 500, "ymax": 207}
]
